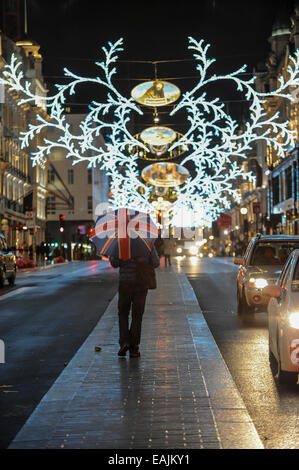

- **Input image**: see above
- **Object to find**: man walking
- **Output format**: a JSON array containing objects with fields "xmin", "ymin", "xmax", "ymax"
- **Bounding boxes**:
[
  {"xmin": 110, "ymin": 246, "xmax": 160, "ymax": 358},
  {"xmin": 163, "ymin": 237, "xmax": 175, "ymax": 267}
]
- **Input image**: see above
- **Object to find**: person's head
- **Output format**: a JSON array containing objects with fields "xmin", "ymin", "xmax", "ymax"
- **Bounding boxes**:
[
  {"xmin": 154, "ymin": 81, "xmax": 164, "ymax": 91},
  {"xmin": 264, "ymin": 247, "xmax": 275, "ymax": 258}
]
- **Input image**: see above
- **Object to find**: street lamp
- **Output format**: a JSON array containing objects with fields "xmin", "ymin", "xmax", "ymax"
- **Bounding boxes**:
[{"xmin": 240, "ymin": 207, "xmax": 248, "ymax": 215}]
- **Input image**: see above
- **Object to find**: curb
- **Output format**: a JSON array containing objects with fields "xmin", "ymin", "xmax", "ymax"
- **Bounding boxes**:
[{"xmin": 17, "ymin": 261, "xmax": 70, "ymax": 274}]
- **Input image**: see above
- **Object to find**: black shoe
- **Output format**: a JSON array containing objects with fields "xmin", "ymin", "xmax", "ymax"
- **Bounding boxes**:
[
  {"xmin": 130, "ymin": 348, "xmax": 141, "ymax": 358},
  {"xmin": 118, "ymin": 344, "xmax": 129, "ymax": 356}
]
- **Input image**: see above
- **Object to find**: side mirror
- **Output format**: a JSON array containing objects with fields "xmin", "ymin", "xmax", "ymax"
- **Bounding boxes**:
[
  {"xmin": 263, "ymin": 285, "xmax": 282, "ymax": 298},
  {"xmin": 234, "ymin": 258, "xmax": 244, "ymax": 265}
]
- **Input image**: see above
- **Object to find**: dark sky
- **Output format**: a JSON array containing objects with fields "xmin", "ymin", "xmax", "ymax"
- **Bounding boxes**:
[{"xmin": 20, "ymin": 0, "xmax": 295, "ymax": 130}]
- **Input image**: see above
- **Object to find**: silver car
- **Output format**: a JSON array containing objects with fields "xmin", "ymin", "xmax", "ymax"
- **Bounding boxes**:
[
  {"xmin": 263, "ymin": 249, "xmax": 299, "ymax": 385},
  {"xmin": 235, "ymin": 234, "xmax": 299, "ymax": 315}
]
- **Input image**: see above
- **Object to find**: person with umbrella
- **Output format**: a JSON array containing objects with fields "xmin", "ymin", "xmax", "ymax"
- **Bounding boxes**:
[{"xmin": 91, "ymin": 208, "xmax": 160, "ymax": 358}]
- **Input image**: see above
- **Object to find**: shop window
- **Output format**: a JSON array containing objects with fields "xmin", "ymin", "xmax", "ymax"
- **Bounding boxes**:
[
  {"xmin": 272, "ymin": 176, "xmax": 279, "ymax": 206},
  {"xmin": 87, "ymin": 196, "xmax": 92, "ymax": 214}
]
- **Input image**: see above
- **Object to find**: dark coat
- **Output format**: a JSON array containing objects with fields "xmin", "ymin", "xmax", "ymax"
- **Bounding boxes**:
[{"xmin": 110, "ymin": 247, "xmax": 160, "ymax": 283}]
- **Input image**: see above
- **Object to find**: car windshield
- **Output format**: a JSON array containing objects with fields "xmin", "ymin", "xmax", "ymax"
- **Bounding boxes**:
[{"xmin": 250, "ymin": 242, "xmax": 299, "ymax": 266}]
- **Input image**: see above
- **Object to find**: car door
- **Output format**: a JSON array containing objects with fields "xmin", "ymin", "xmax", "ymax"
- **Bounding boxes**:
[
  {"xmin": 1, "ymin": 237, "xmax": 13, "ymax": 273},
  {"xmin": 269, "ymin": 255, "xmax": 293, "ymax": 358},
  {"xmin": 0, "ymin": 237, "xmax": 4, "ymax": 272}
]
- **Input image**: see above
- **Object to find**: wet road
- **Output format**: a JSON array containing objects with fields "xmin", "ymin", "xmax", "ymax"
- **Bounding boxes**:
[
  {"xmin": 176, "ymin": 256, "xmax": 299, "ymax": 449},
  {"xmin": 0, "ymin": 261, "xmax": 118, "ymax": 449}
]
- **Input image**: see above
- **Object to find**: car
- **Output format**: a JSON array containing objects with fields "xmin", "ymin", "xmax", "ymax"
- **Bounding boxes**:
[
  {"xmin": 234, "ymin": 234, "xmax": 299, "ymax": 315},
  {"xmin": 263, "ymin": 249, "xmax": 299, "ymax": 385},
  {"xmin": 175, "ymin": 239, "xmax": 215, "ymax": 258},
  {"xmin": 0, "ymin": 233, "xmax": 16, "ymax": 287}
]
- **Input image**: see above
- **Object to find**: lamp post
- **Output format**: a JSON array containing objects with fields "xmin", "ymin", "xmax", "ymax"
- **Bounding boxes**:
[{"xmin": 240, "ymin": 207, "xmax": 248, "ymax": 246}]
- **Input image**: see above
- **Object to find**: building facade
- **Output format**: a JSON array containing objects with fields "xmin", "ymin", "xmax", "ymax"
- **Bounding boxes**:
[
  {"xmin": 218, "ymin": 2, "xmax": 299, "ymax": 254},
  {"xmin": 0, "ymin": 31, "xmax": 48, "ymax": 259},
  {"xmin": 45, "ymin": 114, "xmax": 109, "ymax": 260}
]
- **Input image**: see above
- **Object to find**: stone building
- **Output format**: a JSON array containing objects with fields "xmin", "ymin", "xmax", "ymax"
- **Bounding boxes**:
[
  {"xmin": 223, "ymin": 2, "xmax": 299, "ymax": 251},
  {"xmin": 45, "ymin": 114, "xmax": 109, "ymax": 261},
  {"xmin": 0, "ymin": 31, "xmax": 48, "ymax": 258}
]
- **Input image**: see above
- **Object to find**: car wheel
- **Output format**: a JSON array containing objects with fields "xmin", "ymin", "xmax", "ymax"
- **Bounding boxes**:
[
  {"xmin": 237, "ymin": 287, "xmax": 244, "ymax": 315},
  {"xmin": 8, "ymin": 271, "xmax": 16, "ymax": 287},
  {"xmin": 276, "ymin": 344, "xmax": 298, "ymax": 385},
  {"xmin": 268, "ymin": 344, "xmax": 278, "ymax": 377},
  {"xmin": 0, "ymin": 268, "xmax": 5, "ymax": 288},
  {"xmin": 237, "ymin": 288, "xmax": 254, "ymax": 315}
]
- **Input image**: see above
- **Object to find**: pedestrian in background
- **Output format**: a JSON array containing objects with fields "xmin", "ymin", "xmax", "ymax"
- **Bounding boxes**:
[
  {"xmin": 155, "ymin": 237, "xmax": 164, "ymax": 258},
  {"xmin": 163, "ymin": 237, "xmax": 175, "ymax": 267},
  {"xmin": 110, "ymin": 246, "xmax": 160, "ymax": 358}
]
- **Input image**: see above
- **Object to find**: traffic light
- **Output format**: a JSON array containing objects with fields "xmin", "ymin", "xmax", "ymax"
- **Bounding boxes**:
[{"xmin": 59, "ymin": 214, "xmax": 66, "ymax": 233}]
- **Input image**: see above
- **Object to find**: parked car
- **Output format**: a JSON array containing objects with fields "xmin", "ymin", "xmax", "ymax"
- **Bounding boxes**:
[
  {"xmin": 234, "ymin": 234, "xmax": 299, "ymax": 315},
  {"xmin": 263, "ymin": 249, "xmax": 299, "ymax": 385},
  {"xmin": 0, "ymin": 233, "xmax": 16, "ymax": 287}
]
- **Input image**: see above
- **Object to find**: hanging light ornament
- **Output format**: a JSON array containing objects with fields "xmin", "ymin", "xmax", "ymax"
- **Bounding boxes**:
[
  {"xmin": 131, "ymin": 80, "xmax": 181, "ymax": 107},
  {"xmin": 1, "ymin": 37, "xmax": 298, "ymax": 226},
  {"xmin": 128, "ymin": 126, "xmax": 186, "ymax": 160},
  {"xmin": 141, "ymin": 162, "xmax": 190, "ymax": 187}
]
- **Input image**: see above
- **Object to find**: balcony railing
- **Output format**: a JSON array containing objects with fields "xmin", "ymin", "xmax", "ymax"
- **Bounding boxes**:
[
  {"xmin": 3, "ymin": 196, "xmax": 24, "ymax": 214},
  {"xmin": 6, "ymin": 163, "xmax": 31, "ymax": 184}
]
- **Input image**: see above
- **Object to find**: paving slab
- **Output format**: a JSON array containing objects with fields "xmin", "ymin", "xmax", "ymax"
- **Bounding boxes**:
[{"xmin": 9, "ymin": 266, "xmax": 263, "ymax": 449}]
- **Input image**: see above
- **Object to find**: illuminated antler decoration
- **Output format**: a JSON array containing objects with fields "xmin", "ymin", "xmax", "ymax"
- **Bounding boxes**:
[{"xmin": 0, "ymin": 37, "xmax": 298, "ymax": 225}]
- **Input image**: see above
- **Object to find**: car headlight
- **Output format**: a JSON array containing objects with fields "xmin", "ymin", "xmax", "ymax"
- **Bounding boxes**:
[
  {"xmin": 177, "ymin": 248, "xmax": 182, "ymax": 254},
  {"xmin": 189, "ymin": 247, "xmax": 198, "ymax": 255},
  {"xmin": 288, "ymin": 312, "xmax": 299, "ymax": 329},
  {"xmin": 208, "ymin": 253, "xmax": 213, "ymax": 258},
  {"xmin": 249, "ymin": 278, "xmax": 268, "ymax": 289}
]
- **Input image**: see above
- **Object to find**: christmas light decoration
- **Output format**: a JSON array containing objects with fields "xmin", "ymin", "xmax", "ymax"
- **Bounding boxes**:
[{"xmin": 0, "ymin": 37, "xmax": 298, "ymax": 226}]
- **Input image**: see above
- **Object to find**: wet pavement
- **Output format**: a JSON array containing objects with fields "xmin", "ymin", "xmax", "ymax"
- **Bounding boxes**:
[{"xmin": 8, "ymin": 265, "xmax": 262, "ymax": 449}]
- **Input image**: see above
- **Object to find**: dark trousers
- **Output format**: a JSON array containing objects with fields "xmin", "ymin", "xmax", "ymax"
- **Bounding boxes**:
[
  {"xmin": 164, "ymin": 254, "xmax": 171, "ymax": 266},
  {"xmin": 118, "ymin": 282, "xmax": 148, "ymax": 350}
]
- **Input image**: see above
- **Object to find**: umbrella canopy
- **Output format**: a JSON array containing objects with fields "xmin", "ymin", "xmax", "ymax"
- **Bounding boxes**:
[{"xmin": 90, "ymin": 208, "xmax": 158, "ymax": 260}]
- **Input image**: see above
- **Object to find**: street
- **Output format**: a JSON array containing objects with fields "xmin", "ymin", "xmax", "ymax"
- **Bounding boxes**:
[
  {"xmin": 176, "ymin": 256, "xmax": 299, "ymax": 449},
  {"xmin": 0, "ymin": 257, "xmax": 298, "ymax": 449},
  {"xmin": 0, "ymin": 261, "xmax": 118, "ymax": 449}
]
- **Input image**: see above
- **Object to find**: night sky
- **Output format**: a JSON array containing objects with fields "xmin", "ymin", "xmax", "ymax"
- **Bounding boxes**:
[{"xmin": 11, "ymin": 0, "xmax": 296, "ymax": 131}]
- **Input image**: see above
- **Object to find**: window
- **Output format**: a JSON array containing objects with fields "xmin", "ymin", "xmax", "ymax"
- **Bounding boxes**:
[
  {"xmin": 251, "ymin": 242, "xmax": 299, "ymax": 266},
  {"xmin": 285, "ymin": 167, "xmax": 292, "ymax": 200},
  {"xmin": 68, "ymin": 169, "xmax": 74, "ymax": 185},
  {"xmin": 88, "ymin": 169, "xmax": 92, "ymax": 184},
  {"xmin": 87, "ymin": 196, "xmax": 92, "ymax": 214},
  {"xmin": 279, "ymin": 256, "xmax": 293, "ymax": 288},
  {"xmin": 48, "ymin": 169, "xmax": 55, "ymax": 184},
  {"xmin": 272, "ymin": 176, "xmax": 279, "ymax": 206},
  {"xmin": 47, "ymin": 196, "xmax": 56, "ymax": 214}
]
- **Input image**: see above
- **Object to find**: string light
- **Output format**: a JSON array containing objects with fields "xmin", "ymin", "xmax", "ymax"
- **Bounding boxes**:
[{"xmin": 0, "ymin": 37, "xmax": 298, "ymax": 226}]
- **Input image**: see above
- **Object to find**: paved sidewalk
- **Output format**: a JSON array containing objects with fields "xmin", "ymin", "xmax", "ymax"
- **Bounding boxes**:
[{"xmin": 9, "ymin": 266, "xmax": 263, "ymax": 449}]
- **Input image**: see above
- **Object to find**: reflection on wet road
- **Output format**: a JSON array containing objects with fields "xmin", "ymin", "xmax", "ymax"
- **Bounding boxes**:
[
  {"xmin": 0, "ymin": 260, "xmax": 118, "ymax": 449},
  {"xmin": 176, "ymin": 256, "xmax": 299, "ymax": 449}
]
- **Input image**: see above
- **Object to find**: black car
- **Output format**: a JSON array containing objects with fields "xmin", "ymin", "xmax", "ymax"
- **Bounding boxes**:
[{"xmin": 0, "ymin": 233, "xmax": 16, "ymax": 287}]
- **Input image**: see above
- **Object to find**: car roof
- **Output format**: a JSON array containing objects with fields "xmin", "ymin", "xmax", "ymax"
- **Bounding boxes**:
[{"xmin": 254, "ymin": 235, "xmax": 299, "ymax": 241}]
